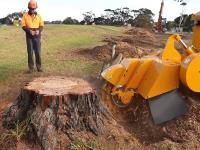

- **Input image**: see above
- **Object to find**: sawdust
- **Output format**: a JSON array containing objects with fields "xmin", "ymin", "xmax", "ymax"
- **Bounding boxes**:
[
  {"xmin": 125, "ymin": 27, "xmax": 156, "ymax": 42},
  {"xmin": 103, "ymin": 87, "xmax": 200, "ymax": 149}
]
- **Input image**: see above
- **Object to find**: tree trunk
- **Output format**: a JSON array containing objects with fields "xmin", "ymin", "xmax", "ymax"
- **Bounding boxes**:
[{"xmin": 3, "ymin": 77, "xmax": 112, "ymax": 150}]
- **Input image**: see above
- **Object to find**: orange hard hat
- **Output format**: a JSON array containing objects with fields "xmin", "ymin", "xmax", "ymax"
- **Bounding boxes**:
[{"xmin": 28, "ymin": 0, "xmax": 38, "ymax": 9}]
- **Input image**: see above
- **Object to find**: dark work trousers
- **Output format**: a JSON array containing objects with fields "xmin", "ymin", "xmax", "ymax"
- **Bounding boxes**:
[{"xmin": 26, "ymin": 36, "xmax": 41, "ymax": 70}]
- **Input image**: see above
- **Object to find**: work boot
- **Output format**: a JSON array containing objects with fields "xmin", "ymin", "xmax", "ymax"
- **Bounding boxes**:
[
  {"xmin": 37, "ymin": 68, "xmax": 43, "ymax": 72},
  {"xmin": 28, "ymin": 69, "xmax": 34, "ymax": 74}
]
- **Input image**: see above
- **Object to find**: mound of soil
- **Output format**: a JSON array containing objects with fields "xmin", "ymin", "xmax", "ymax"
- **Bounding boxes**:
[
  {"xmin": 75, "ymin": 38, "xmax": 153, "ymax": 63},
  {"xmin": 75, "ymin": 27, "xmax": 164, "ymax": 63},
  {"xmin": 125, "ymin": 27, "xmax": 156, "ymax": 42}
]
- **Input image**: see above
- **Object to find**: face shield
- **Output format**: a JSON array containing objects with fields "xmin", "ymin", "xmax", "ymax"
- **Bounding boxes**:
[{"xmin": 28, "ymin": 8, "xmax": 36, "ymax": 15}]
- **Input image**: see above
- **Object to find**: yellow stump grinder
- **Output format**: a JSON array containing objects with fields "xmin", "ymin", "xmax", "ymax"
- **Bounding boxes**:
[{"xmin": 100, "ymin": 12, "xmax": 200, "ymax": 124}]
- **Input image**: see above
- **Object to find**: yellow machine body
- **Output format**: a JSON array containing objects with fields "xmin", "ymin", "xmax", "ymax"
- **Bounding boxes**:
[
  {"xmin": 117, "ymin": 58, "xmax": 140, "ymax": 86},
  {"xmin": 192, "ymin": 26, "xmax": 200, "ymax": 52},
  {"xmin": 162, "ymin": 34, "xmax": 182, "ymax": 63},
  {"xmin": 178, "ymin": 12, "xmax": 200, "ymax": 92},
  {"xmin": 101, "ymin": 64, "xmax": 125, "ymax": 86},
  {"xmin": 138, "ymin": 60, "xmax": 180, "ymax": 99},
  {"xmin": 101, "ymin": 11, "xmax": 200, "ymax": 107},
  {"xmin": 191, "ymin": 12, "xmax": 200, "ymax": 52},
  {"xmin": 126, "ymin": 58, "xmax": 153, "ymax": 89},
  {"xmin": 162, "ymin": 34, "xmax": 194, "ymax": 62},
  {"xmin": 101, "ymin": 57, "xmax": 180, "ymax": 100},
  {"xmin": 180, "ymin": 53, "xmax": 200, "ymax": 92}
]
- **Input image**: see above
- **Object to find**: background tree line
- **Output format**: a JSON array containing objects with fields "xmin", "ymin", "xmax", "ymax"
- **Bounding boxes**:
[
  {"xmin": 0, "ymin": 7, "xmax": 194, "ymax": 31},
  {"xmin": 166, "ymin": 14, "xmax": 193, "ymax": 32},
  {"xmin": 0, "ymin": 8, "xmax": 155, "ymax": 28},
  {"xmin": 82, "ymin": 8, "xmax": 154, "ymax": 28}
]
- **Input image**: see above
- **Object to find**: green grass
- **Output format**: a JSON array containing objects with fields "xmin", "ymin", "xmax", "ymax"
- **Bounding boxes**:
[
  {"xmin": 0, "ymin": 25, "xmax": 124, "ymax": 101},
  {"xmin": 69, "ymin": 138, "xmax": 104, "ymax": 150},
  {"xmin": 0, "ymin": 25, "xmax": 124, "ymax": 80},
  {"xmin": 0, "ymin": 118, "xmax": 31, "ymax": 149}
]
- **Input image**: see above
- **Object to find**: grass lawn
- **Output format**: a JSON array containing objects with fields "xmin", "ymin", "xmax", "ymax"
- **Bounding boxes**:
[{"xmin": 0, "ymin": 24, "xmax": 124, "ymax": 102}]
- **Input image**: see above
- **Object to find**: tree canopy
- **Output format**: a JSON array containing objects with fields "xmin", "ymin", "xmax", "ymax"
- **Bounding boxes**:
[
  {"xmin": 63, "ymin": 17, "xmax": 79, "ymax": 24},
  {"xmin": 0, "ymin": 12, "xmax": 23, "ymax": 25},
  {"xmin": 82, "ymin": 7, "xmax": 154, "ymax": 28}
]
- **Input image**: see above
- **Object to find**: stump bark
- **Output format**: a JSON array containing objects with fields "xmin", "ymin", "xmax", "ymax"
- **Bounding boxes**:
[{"xmin": 3, "ymin": 77, "xmax": 112, "ymax": 150}]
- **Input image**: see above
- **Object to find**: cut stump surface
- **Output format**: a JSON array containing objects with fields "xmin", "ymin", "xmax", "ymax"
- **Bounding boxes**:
[{"xmin": 24, "ymin": 77, "xmax": 94, "ymax": 96}]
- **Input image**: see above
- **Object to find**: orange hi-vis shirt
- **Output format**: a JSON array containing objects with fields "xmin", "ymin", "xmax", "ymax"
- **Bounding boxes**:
[{"xmin": 22, "ymin": 12, "xmax": 44, "ymax": 29}]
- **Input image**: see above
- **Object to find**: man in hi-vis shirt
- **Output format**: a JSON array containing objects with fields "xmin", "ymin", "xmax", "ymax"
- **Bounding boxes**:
[{"xmin": 22, "ymin": 0, "xmax": 44, "ymax": 73}]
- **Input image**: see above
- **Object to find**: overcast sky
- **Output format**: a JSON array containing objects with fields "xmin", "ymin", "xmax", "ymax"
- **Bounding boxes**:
[{"xmin": 0, "ymin": 0, "xmax": 199, "ymax": 21}]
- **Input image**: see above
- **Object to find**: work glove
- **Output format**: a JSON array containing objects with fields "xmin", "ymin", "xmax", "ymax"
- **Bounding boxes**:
[
  {"xmin": 30, "ymin": 30, "xmax": 35, "ymax": 36},
  {"xmin": 35, "ymin": 30, "xmax": 40, "ymax": 35}
]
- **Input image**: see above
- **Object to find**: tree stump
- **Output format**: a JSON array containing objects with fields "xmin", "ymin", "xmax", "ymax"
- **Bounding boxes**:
[{"xmin": 3, "ymin": 76, "xmax": 112, "ymax": 150}]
